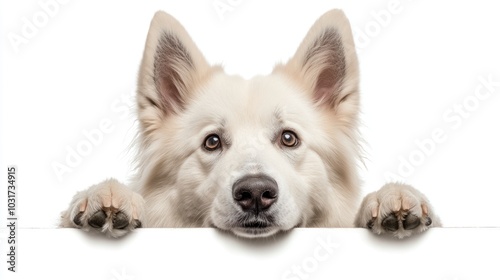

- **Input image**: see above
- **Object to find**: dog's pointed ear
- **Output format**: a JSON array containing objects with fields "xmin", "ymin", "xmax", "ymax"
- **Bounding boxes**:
[
  {"xmin": 277, "ymin": 10, "xmax": 359, "ymax": 109},
  {"xmin": 137, "ymin": 11, "xmax": 212, "ymax": 119}
]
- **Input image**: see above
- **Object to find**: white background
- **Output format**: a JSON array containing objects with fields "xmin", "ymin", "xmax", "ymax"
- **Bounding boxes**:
[
  {"xmin": 1, "ymin": 0, "xmax": 500, "ymax": 231},
  {"xmin": 2, "ymin": 228, "xmax": 500, "ymax": 280}
]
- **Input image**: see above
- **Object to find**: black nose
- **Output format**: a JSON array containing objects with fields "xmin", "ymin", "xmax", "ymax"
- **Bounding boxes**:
[{"xmin": 232, "ymin": 175, "xmax": 279, "ymax": 214}]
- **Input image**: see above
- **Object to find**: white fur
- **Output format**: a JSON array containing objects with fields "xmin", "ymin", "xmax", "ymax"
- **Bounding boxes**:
[{"xmin": 60, "ymin": 10, "xmax": 439, "ymax": 239}]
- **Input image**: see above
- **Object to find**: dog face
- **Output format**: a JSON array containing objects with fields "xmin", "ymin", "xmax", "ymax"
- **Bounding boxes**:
[{"xmin": 134, "ymin": 10, "xmax": 362, "ymax": 238}]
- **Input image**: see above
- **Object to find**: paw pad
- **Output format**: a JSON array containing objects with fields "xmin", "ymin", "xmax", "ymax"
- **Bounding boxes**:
[
  {"xmin": 112, "ymin": 212, "xmax": 130, "ymax": 230},
  {"xmin": 88, "ymin": 210, "xmax": 107, "ymax": 228}
]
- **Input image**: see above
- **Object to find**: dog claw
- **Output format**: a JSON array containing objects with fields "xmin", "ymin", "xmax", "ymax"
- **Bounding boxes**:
[
  {"xmin": 73, "ymin": 212, "xmax": 84, "ymax": 227},
  {"xmin": 134, "ymin": 219, "xmax": 142, "ymax": 229},
  {"xmin": 366, "ymin": 218, "xmax": 375, "ymax": 229}
]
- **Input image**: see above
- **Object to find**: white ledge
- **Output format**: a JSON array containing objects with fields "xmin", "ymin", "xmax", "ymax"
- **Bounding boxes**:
[{"xmin": 1, "ymin": 228, "xmax": 499, "ymax": 280}]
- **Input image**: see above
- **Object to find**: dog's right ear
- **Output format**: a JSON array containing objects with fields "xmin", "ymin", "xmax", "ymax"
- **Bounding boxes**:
[{"xmin": 137, "ymin": 11, "xmax": 212, "ymax": 125}]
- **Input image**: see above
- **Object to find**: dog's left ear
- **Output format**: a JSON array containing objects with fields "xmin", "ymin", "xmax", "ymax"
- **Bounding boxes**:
[{"xmin": 277, "ymin": 10, "xmax": 359, "ymax": 110}]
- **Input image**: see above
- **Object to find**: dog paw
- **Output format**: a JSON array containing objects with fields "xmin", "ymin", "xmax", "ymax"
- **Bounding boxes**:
[
  {"xmin": 355, "ymin": 183, "xmax": 441, "ymax": 239},
  {"xmin": 60, "ymin": 178, "xmax": 145, "ymax": 238}
]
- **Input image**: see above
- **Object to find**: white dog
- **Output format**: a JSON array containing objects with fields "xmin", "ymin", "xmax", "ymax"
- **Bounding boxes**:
[{"xmin": 60, "ymin": 9, "xmax": 440, "ymax": 239}]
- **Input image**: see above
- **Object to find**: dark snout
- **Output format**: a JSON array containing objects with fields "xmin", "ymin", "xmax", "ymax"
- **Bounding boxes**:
[{"xmin": 232, "ymin": 175, "xmax": 278, "ymax": 214}]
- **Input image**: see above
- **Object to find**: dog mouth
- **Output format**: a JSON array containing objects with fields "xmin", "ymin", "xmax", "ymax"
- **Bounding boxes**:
[
  {"xmin": 242, "ymin": 221, "xmax": 269, "ymax": 228},
  {"xmin": 229, "ymin": 215, "xmax": 280, "ymax": 238},
  {"xmin": 211, "ymin": 215, "xmax": 299, "ymax": 238},
  {"xmin": 210, "ymin": 212, "xmax": 284, "ymax": 237},
  {"xmin": 232, "ymin": 224, "xmax": 278, "ymax": 238}
]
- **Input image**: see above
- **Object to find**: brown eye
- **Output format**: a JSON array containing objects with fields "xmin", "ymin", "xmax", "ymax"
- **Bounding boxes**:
[
  {"xmin": 204, "ymin": 134, "xmax": 221, "ymax": 151},
  {"xmin": 281, "ymin": 131, "xmax": 299, "ymax": 147}
]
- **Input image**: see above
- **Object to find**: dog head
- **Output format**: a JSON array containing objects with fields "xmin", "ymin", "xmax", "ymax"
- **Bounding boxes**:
[{"xmin": 135, "ymin": 10, "xmax": 361, "ymax": 238}]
